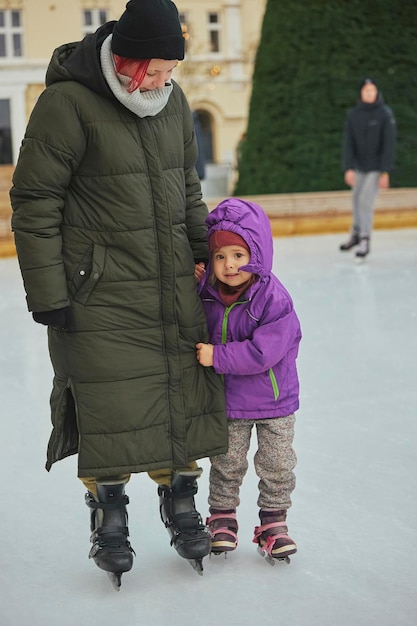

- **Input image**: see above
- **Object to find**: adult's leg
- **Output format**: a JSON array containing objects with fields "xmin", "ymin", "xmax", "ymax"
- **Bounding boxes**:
[
  {"xmin": 84, "ymin": 476, "xmax": 135, "ymax": 584},
  {"xmin": 148, "ymin": 460, "xmax": 199, "ymax": 487},
  {"xmin": 354, "ymin": 170, "xmax": 380, "ymax": 239},
  {"xmin": 79, "ymin": 473, "xmax": 131, "ymax": 497}
]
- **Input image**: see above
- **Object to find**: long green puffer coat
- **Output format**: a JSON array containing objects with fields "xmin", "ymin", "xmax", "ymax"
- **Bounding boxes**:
[{"xmin": 10, "ymin": 24, "xmax": 227, "ymax": 477}]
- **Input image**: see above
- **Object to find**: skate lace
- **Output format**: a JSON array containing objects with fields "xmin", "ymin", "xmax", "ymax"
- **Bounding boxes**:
[
  {"xmin": 92, "ymin": 525, "xmax": 135, "ymax": 551},
  {"xmin": 253, "ymin": 522, "xmax": 289, "ymax": 555},
  {"xmin": 206, "ymin": 512, "xmax": 238, "ymax": 532},
  {"xmin": 261, "ymin": 533, "xmax": 291, "ymax": 555}
]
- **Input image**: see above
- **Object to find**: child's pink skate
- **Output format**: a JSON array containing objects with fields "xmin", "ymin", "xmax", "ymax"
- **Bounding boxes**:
[
  {"xmin": 253, "ymin": 509, "xmax": 296, "ymax": 566},
  {"xmin": 206, "ymin": 509, "xmax": 238, "ymax": 557}
]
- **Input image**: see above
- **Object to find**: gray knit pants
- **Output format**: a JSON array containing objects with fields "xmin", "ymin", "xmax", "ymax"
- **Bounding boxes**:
[
  {"xmin": 352, "ymin": 170, "xmax": 380, "ymax": 239},
  {"xmin": 208, "ymin": 415, "xmax": 296, "ymax": 511}
]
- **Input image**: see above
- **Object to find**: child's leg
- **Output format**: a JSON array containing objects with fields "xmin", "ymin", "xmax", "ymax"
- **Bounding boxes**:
[
  {"xmin": 207, "ymin": 419, "xmax": 253, "ymax": 553},
  {"xmin": 253, "ymin": 415, "xmax": 297, "ymax": 560},
  {"xmin": 208, "ymin": 419, "xmax": 254, "ymax": 509},
  {"xmin": 254, "ymin": 414, "xmax": 296, "ymax": 510}
]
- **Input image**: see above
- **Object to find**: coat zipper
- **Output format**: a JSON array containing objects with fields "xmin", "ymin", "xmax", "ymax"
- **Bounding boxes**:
[
  {"xmin": 222, "ymin": 300, "xmax": 279, "ymax": 401},
  {"xmin": 221, "ymin": 301, "xmax": 247, "ymax": 343}
]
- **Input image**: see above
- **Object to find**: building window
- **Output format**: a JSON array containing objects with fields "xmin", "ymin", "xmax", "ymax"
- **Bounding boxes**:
[
  {"xmin": 208, "ymin": 12, "xmax": 221, "ymax": 53},
  {"xmin": 0, "ymin": 99, "xmax": 13, "ymax": 163},
  {"xmin": 0, "ymin": 10, "xmax": 23, "ymax": 58},
  {"xmin": 82, "ymin": 9, "xmax": 108, "ymax": 35}
]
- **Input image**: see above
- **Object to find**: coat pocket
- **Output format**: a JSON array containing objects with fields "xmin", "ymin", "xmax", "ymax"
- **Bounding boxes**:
[
  {"xmin": 269, "ymin": 368, "xmax": 280, "ymax": 401},
  {"xmin": 70, "ymin": 243, "xmax": 106, "ymax": 305}
]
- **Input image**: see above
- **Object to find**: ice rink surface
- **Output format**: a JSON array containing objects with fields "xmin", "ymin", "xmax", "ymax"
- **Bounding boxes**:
[{"xmin": 1, "ymin": 228, "xmax": 416, "ymax": 626}]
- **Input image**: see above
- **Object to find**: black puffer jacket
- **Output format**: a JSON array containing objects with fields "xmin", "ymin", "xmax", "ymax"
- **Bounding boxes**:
[
  {"xmin": 343, "ymin": 95, "xmax": 396, "ymax": 173},
  {"xmin": 10, "ymin": 23, "xmax": 227, "ymax": 477}
]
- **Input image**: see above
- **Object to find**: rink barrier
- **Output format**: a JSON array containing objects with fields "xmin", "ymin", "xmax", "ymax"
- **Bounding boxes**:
[
  {"xmin": 1, "ymin": 165, "xmax": 416, "ymax": 257},
  {"xmin": 206, "ymin": 189, "xmax": 417, "ymax": 237}
]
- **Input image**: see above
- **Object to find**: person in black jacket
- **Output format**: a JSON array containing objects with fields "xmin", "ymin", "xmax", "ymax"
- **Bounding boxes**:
[{"xmin": 340, "ymin": 77, "xmax": 396, "ymax": 258}]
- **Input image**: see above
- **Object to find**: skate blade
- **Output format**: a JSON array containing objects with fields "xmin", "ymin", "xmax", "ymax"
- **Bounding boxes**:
[
  {"xmin": 257, "ymin": 546, "xmax": 291, "ymax": 566},
  {"xmin": 107, "ymin": 571, "xmax": 122, "ymax": 590},
  {"xmin": 210, "ymin": 551, "xmax": 228, "ymax": 559},
  {"xmin": 188, "ymin": 558, "xmax": 204, "ymax": 576}
]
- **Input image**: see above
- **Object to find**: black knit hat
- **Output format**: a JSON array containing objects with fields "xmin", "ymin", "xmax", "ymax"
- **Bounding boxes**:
[
  {"xmin": 112, "ymin": 0, "xmax": 185, "ymax": 60},
  {"xmin": 359, "ymin": 77, "xmax": 378, "ymax": 91}
]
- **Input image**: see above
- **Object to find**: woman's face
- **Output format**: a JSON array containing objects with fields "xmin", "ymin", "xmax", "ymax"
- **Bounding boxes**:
[{"xmin": 119, "ymin": 58, "xmax": 178, "ymax": 92}]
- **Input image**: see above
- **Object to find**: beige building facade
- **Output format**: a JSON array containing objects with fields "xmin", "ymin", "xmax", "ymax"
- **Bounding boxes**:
[{"xmin": 0, "ymin": 0, "xmax": 266, "ymax": 173}]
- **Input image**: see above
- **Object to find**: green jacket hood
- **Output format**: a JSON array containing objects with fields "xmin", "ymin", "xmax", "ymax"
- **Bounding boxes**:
[{"xmin": 45, "ymin": 21, "xmax": 115, "ymax": 98}]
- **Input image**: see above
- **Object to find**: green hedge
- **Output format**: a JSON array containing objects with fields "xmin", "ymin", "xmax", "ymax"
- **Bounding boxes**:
[{"xmin": 234, "ymin": 0, "xmax": 417, "ymax": 194}]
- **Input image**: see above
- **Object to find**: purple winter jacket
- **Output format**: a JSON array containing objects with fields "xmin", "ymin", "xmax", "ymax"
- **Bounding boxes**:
[{"xmin": 198, "ymin": 198, "xmax": 301, "ymax": 419}]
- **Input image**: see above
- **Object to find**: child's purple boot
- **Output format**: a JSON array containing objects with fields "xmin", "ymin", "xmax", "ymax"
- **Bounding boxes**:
[
  {"xmin": 206, "ymin": 508, "xmax": 238, "ymax": 555},
  {"xmin": 253, "ymin": 509, "xmax": 296, "ymax": 565}
]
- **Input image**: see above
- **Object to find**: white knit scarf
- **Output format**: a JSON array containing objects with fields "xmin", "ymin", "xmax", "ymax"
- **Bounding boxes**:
[{"xmin": 100, "ymin": 34, "xmax": 173, "ymax": 118}]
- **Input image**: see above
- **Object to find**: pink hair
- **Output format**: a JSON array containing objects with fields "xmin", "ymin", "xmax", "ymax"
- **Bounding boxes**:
[{"xmin": 113, "ymin": 55, "xmax": 151, "ymax": 92}]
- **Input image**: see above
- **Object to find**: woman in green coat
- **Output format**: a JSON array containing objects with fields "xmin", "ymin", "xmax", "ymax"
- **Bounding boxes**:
[{"xmin": 10, "ymin": 0, "xmax": 227, "ymax": 586}]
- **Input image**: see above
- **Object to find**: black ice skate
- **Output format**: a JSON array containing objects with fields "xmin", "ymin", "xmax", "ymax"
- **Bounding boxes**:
[
  {"xmin": 158, "ymin": 469, "xmax": 211, "ymax": 575},
  {"xmin": 355, "ymin": 237, "xmax": 370, "ymax": 260},
  {"xmin": 339, "ymin": 231, "xmax": 360, "ymax": 251},
  {"xmin": 86, "ymin": 482, "xmax": 135, "ymax": 590}
]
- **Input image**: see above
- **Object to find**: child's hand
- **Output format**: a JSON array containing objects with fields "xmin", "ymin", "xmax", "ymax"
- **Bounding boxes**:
[
  {"xmin": 196, "ymin": 342, "xmax": 214, "ymax": 367},
  {"xmin": 194, "ymin": 262, "xmax": 205, "ymax": 282}
]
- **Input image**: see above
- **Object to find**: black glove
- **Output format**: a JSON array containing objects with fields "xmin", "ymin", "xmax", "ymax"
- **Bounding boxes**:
[{"xmin": 32, "ymin": 307, "xmax": 70, "ymax": 329}]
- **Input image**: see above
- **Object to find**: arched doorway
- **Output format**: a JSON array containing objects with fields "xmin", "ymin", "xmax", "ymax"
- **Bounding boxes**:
[
  {"xmin": 194, "ymin": 109, "xmax": 213, "ymax": 164},
  {"xmin": 0, "ymin": 99, "xmax": 13, "ymax": 164},
  {"xmin": 192, "ymin": 107, "xmax": 230, "ymax": 198}
]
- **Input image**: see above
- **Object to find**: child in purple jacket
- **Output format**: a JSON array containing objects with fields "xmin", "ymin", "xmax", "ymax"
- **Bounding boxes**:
[{"xmin": 196, "ymin": 197, "xmax": 301, "ymax": 563}]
